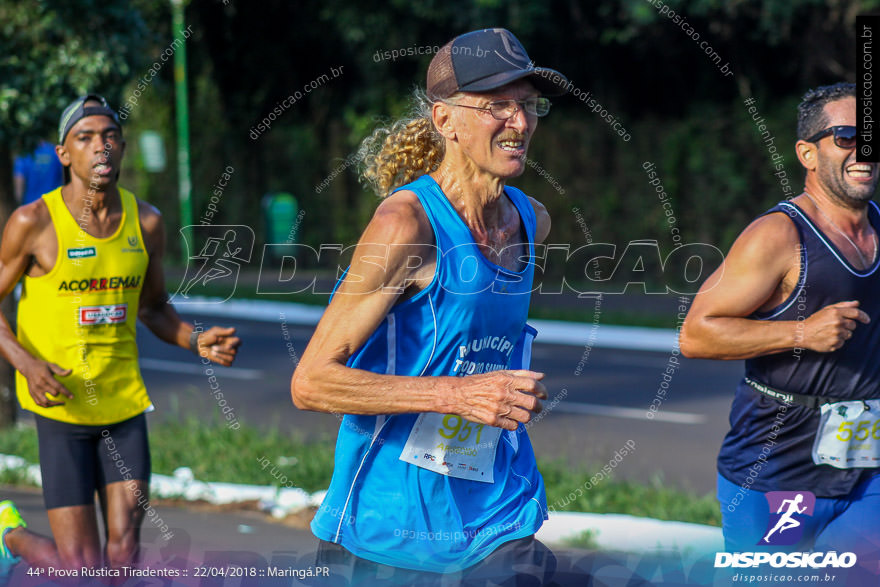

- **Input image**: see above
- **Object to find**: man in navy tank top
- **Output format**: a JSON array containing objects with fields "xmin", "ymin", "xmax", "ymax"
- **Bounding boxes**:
[
  {"xmin": 291, "ymin": 29, "xmax": 572, "ymax": 584},
  {"xmin": 682, "ymin": 83, "xmax": 880, "ymax": 580}
]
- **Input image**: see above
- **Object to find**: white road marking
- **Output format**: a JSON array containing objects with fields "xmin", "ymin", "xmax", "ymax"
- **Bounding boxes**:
[
  {"xmin": 174, "ymin": 297, "xmax": 680, "ymax": 351},
  {"xmin": 139, "ymin": 358, "xmax": 262, "ymax": 380},
  {"xmin": 554, "ymin": 401, "xmax": 705, "ymax": 424}
]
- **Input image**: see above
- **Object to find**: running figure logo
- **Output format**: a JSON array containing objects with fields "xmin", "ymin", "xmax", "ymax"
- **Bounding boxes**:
[
  {"xmin": 761, "ymin": 491, "xmax": 816, "ymax": 546},
  {"xmin": 172, "ymin": 225, "xmax": 254, "ymax": 303}
]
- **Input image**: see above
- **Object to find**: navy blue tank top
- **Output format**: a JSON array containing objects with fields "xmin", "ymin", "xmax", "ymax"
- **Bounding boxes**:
[{"xmin": 718, "ymin": 200, "xmax": 880, "ymax": 497}]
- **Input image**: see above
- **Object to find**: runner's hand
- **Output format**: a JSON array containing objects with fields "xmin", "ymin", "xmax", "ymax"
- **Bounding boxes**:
[
  {"xmin": 800, "ymin": 300, "xmax": 870, "ymax": 353},
  {"xmin": 455, "ymin": 370, "xmax": 547, "ymax": 431},
  {"xmin": 20, "ymin": 359, "xmax": 73, "ymax": 407},
  {"xmin": 195, "ymin": 326, "xmax": 241, "ymax": 366}
]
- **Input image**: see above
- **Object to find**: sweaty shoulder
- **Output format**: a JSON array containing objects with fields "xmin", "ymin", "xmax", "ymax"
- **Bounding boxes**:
[
  {"xmin": 6, "ymin": 199, "xmax": 52, "ymax": 247},
  {"xmin": 734, "ymin": 210, "xmax": 800, "ymax": 259},
  {"xmin": 368, "ymin": 190, "xmax": 433, "ymax": 249},
  {"xmin": 718, "ymin": 210, "xmax": 801, "ymax": 299},
  {"xmin": 0, "ymin": 199, "xmax": 57, "ymax": 278},
  {"xmin": 338, "ymin": 190, "xmax": 434, "ymax": 298}
]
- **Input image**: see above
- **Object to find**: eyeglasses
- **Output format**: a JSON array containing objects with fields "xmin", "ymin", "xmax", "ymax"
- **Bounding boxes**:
[
  {"xmin": 806, "ymin": 125, "xmax": 857, "ymax": 149},
  {"xmin": 443, "ymin": 97, "xmax": 551, "ymax": 120}
]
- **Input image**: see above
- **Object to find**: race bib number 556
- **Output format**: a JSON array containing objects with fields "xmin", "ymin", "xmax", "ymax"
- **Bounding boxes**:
[{"xmin": 812, "ymin": 399, "xmax": 880, "ymax": 469}]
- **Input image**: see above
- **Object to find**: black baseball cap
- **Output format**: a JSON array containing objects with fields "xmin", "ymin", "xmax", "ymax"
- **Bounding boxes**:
[
  {"xmin": 427, "ymin": 28, "xmax": 569, "ymax": 100},
  {"xmin": 58, "ymin": 94, "xmax": 121, "ymax": 144}
]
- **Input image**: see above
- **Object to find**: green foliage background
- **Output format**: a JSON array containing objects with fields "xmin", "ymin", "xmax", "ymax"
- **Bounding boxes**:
[{"xmin": 3, "ymin": 0, "xmax": 879, "ymax": 258}]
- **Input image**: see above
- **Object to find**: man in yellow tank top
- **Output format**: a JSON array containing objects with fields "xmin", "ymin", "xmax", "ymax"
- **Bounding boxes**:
[{"xmin": 0, "ymin": 95, "xmax": 241, "ymax": 570}]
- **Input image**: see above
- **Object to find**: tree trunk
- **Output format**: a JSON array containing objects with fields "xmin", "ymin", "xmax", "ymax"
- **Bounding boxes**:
[{"xmin": 0, "ymin": 146, "xmax": 18, "ymax": 428}]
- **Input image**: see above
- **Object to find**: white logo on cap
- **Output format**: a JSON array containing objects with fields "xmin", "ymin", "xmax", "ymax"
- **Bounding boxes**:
[{"xmin": 491, "ymin": 28, "xmax": 529, "ymax": 65}]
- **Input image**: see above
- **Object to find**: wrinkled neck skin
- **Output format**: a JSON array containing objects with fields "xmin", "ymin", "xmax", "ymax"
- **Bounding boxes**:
[{"xmin": 431, "ymin": 152, "xmax": 518, "ymax": 242}]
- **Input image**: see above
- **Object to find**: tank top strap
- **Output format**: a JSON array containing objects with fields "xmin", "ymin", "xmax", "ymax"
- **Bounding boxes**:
[
  {"xmin": 394, "ymin": 175, "xmax": 536, "ymax": 253},
  {"xmin": 41, "ymin": 187, "xmax": 76, "ymax": 249},
  {"xmin": 775, "ymin": 199, "xmax": 880, "ymax": 276},
  {"xmin": 750, "ymin": 202, "xmax": 809, "ymax": 320},
  {"xmin": 772, "ymin": 200, "xmax": 811, "ymax": 241},
  {"xmin": 394, "ymin": 175, "xmax": 472, "ymax": 254},
  {"xmin": 118, "ymin": 188, "xmax": 146, "ymax": 247},
  {"xmin": 41, "ymin": 187, "xmax": 140, "ymax": 249}
]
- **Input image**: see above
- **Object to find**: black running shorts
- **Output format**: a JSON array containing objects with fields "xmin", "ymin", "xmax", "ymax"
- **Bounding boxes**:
[{"xmin": 34, "ymin": 413, "xmax": 151, "ymax": 509}]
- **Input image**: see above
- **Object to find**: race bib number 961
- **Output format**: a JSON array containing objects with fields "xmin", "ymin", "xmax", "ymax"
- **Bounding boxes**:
[
  {"xmin": 812, "ymin": 399, "xmax": 880, "ymax": 469},
  {"xmin": 400, "ymin": 413, "xmax": 502, "ymax": 483}
]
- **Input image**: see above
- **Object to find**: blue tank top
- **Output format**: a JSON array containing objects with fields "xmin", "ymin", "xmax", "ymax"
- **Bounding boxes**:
[
  {"xmin": 718, "ymin": 200, "xmax": 880, "ymax": 497},
  {"xmin": 311, "ymin": 175, "xmax": 547, "ymax": 572},
  {"xmin": 13, "ymin": 141, "xmax": 63, "ymax": 205}
]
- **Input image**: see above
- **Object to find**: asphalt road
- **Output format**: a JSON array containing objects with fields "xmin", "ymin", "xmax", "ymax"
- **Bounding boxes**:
[
  {"xmin": 2, "ymin": 312, "xmax": 763, "ymax": 586},
  {"xmin": 1, "ymin": 485, "xmax": 322, "ymax": 582},
  {"xmin": 111, "ymin": 311, "xmax": 744, "ymax": 496},
  {"xmin": 0, "ymin": 486, "xmax": 683, "ymax": 587}
]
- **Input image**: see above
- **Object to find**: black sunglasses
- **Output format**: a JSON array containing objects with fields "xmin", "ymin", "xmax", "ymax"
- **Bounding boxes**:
[{"xmin": 806, "ymin": 125, "xmax": 857, "ymax": 149}]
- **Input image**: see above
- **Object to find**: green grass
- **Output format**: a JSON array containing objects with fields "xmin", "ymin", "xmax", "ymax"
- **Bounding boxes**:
[
  {"xmin": 0, "ymin": 417, "xmax": 335, "ymax": 494},
  {"xmin": 0, "ymin": 424, "xmax": 39, "ymax": 486},
  {"xmin": 0, "ymin": 419, "xmax": 719, "ymax": 527},
  {"xmin": 563, "ymin": 529, "xmax": 600, "ymax": 550},
  {"xmin": 150, "ymin": 415, "xmax": 335, "ymax": 493},
  {"xmin": 0, "ymin": 467, "xmax": 33, "ymax": 486},
  {"xmin": 540, "ymin": 459, "xmax": 721, "ymax": 526},
  {"xmin": 0, "ymin": 424, "xmax": 39, "ymax": 463}
]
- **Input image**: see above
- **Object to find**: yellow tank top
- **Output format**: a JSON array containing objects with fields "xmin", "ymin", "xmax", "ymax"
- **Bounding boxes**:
[{"xmin": 16, "ymin": 187, "xmax": 152, "ymax": 425}]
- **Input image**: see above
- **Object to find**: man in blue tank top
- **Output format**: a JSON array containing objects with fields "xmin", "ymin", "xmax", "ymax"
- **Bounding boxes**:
[
  {"xmin": 681, "ymin": 83, "xmax": 880, "ymax": 580},
  {"xmin": 291, "ymin": 29, "xmax": 569, "ymax": 584},
  {"xmin": 14, "ymin": 139, "xmax": 63, "ymax": 206}
]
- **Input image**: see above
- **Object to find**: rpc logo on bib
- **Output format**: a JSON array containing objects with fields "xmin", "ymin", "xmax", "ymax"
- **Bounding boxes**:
[{"xmin": 761, "ymin": 490, "xmax": 815, "ymax": 546}]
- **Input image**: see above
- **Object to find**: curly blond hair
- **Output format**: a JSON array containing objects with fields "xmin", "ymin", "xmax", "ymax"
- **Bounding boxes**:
[{"xmin": 359, "ymin": 89, "xmax": 447, "ymax": 198}]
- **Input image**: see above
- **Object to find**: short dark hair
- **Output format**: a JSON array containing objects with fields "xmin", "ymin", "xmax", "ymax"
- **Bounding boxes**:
[{"xmin": 797, "ymin": 82, "xmax": 855, "ymax": 140}]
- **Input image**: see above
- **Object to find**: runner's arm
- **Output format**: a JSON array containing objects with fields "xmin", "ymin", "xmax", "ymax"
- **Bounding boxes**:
[
  {"xmin": 680, "ymin": 213, "xmax": 870, "ymax": 359},
  {"xmin": 291, "ymin": 192, "xmax": 546, "ymax": 431},
  {"xmin": 0, "ymin": 205, "xmax": 73, "ymax": 404},
  {"xmin": 136, "ymin": 201, "xmax": 240, "ymax": 366}
]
